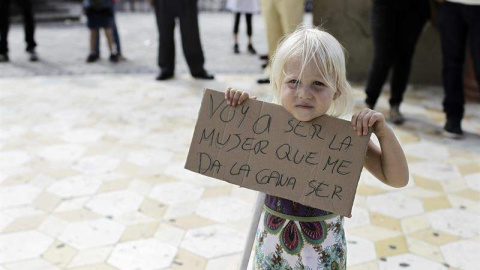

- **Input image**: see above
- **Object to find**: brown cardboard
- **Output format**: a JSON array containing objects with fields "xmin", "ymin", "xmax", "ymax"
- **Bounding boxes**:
[{"xmin": 185, "ymin": 89, "xmax": 371, "ymax": 217}]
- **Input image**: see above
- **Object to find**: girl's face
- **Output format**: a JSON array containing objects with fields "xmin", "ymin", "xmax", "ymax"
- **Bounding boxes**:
[{"xmin": 280, "ymin": 57, "xmax": 338, "ymax": 122}]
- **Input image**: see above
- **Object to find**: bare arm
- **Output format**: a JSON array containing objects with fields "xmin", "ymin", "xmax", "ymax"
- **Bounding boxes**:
[
  {"xmin": 238, "ymin": 192, "xmax": 265, "ymax": 270},
  {"xmin": 352, "ymin": 109, "xmax": 409, "ymax": 188}
]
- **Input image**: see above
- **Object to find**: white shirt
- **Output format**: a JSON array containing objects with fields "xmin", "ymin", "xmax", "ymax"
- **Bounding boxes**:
[{"xmin": 226, "ymin": 0, "xmax": 260, "ymax": 13}]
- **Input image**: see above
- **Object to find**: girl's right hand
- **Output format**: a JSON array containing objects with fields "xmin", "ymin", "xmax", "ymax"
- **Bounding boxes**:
[{"xmin": 225, "ymin": 87, "xmax": 256, "ymax": 106}]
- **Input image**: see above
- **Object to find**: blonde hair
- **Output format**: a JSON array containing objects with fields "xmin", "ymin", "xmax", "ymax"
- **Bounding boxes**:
[{"xmin": 270, "ymin": 26, "xmax": 353, "ymax": 117}]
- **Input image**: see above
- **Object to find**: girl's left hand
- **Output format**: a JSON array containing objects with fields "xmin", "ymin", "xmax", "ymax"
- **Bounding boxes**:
[{"xmin": 351, "ymin": 108, "xmax": 388, "ymax": 137}]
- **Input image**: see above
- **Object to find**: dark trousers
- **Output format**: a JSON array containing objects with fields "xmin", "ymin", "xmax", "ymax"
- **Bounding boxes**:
[
  {"xmin": 233, "ymin": 12, "xmax": 253, "ymax": 37},
  {"xmin": 0, "ymin": 0, "xmax": 36, "ymax": 54},
  {"xmin": 153, "ymin": 0, "xmax": 205, "ymax": 74},
  {"xmin": 365, "ymin": 0, "xmax": 429, "ymax": 108},
  {"xmin": 437, "ymin": 2, "xmax": 480, "ymax": 121}
]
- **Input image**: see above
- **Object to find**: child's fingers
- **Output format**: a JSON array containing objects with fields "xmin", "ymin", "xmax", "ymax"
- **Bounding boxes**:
[
  {"xmin": 368, "ymin": 112, "xmax": 382, "ymax": 127},
  {"xmin": 228, "ymin": 89, "xmax": 238, "ymax": 106},
  {"xmin": 232, "ymin": 91, "xmax": 242, "ymax": 106},
  {"xmin": 356, "ymin": 110, "xmax": 369, "ymax": 136},
  {"xmin": 351, "ymin": 112, "xmax": 359, "ymax": 130},
  {"xmin": 251, "ymin": 96, "xmax": 257, "ymax": 100},
  {"xmin": 238, "ymin": 92, "xmax": 249, "ymax": 104},
  {"xmin": 362, "ymin": 111, "xmax": 375, "ymax": 135},
  {"xmin": 225, "ymin": 87, "xmax": 232, "ymax": 105}
]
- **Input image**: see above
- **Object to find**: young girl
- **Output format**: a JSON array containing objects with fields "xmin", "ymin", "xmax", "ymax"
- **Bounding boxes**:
[
  {"xmin": 84, "ymin": 0, "xmax": 118, "ymax": 63},
  {"xmin": 225, "ymin": 27, "xmax": 409, "ymax": 269}
]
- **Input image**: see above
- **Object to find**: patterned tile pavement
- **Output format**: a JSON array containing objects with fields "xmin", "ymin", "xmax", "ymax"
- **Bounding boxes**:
[{"xmin": 1, "ymin": 12, "xmax": 479, "ymax": 270}]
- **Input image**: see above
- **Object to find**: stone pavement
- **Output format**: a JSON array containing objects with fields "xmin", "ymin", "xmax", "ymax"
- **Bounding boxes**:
[{"xmin": 1, "ymin": 12, "xmax": 480, "ymax": 270}]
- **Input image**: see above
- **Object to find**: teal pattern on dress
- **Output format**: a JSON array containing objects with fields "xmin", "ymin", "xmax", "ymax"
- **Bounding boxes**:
[{"xmin": 254, "ymin": 210, "xmax": 347, "ymax": 270}]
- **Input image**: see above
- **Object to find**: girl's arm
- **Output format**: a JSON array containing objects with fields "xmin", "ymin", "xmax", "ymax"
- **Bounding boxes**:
[
  {"xmin": 238, "ymin": 192, "xmax": 265, "ymax": 270},
  {"xmin": 352, "ymin": 109, "xmax": 409, "ymax": 188}
]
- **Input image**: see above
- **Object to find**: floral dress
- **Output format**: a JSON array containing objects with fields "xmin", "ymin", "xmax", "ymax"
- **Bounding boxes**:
[{"xmin": 253, "ymin": 195, "xmax": 346, "ymax": 270}]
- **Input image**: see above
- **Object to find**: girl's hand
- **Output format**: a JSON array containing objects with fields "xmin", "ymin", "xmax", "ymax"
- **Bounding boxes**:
[
  {"xmin": 351, "ymin": 108, "xmax": 389, "ymax": 137},
  {"xmin": 225, "ymin": 87, "xmax": 257, "ymax": 106}
]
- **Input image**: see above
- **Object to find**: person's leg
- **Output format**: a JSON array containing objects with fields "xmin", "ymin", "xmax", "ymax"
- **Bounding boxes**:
[
  {"xmin": 95, "ymin": 32, "xmax": 101, "ymax": 56},
  {"xmin": 87, "ymin": 29, "xmax": 100, "ymax": 62},
  {"xmin": 277, "ymin": 0, "xmax": 304, "ymax": 36},
  {"xmin": 112, "ymin": 20, "xmax": 121, "ymax": 55},
  {"xmin": 365, "ymin": 2, "xmax": 396, "ymax": 109},
  {"xmin": 112, "ymin": 2, "xmax": 122, "ymax": 56},
  {"xmin": 153, "ymin": 0, "xmax": 176, "ymax": 75},
  {"xmin": 465, "ymin": 5, "xmax": 480, "ymax": 86},
  {"xmin": 0, "ymin": 0, "xmax": 11, "ymax": 59},
  {"xmin": 104, "ymin": 27, "xmax": 118, "ymax": 62},
  {"xmin": 178, "ymin": 0, "xmax": 209, "ymax": 76},
  {"xmin": 17, "ymin": 0, "xmax": 36, "ymax": 53},
  {"xmin": 90, "ymin": 29, "xmax": 99, "ymax": 53},
  {"xmin": 246, "ymin": 13, "xmax": 256, "ymax": 54},
  {"xmin": 233, "ymin": 12, "xmax": 240, "ymax": 53},
  {"xmin": 389, "ymin": 0, "xmax": 429, "ymax": 107},
  {"xmin": 259, "ymin": 0, "xmax": 282, "ymax": 79},
  {"xmin": 245, "ymin": 13, "xmax": 253, "ymax": 48},
  {"xmin": 437, "ymin": 2, "xmax": 467, "ymax": 133},
  {"xmin": 246, "ymin": 13, "xmax": 252, "ymax": 39},
  {"xmin": 233, "ymin": 12, "xmax": 241, "ymax": 38}
]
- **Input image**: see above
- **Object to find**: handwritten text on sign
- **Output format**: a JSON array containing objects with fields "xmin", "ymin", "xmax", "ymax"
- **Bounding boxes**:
[{"xmin": 185, "ymin": 89, "xmax": 371, "ymax": 217}]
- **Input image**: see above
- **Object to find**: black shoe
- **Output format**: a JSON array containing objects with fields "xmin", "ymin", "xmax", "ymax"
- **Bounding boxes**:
[
  {"xmin": 257, "ymin": 78, "xmax": 270, "ymax": 84},
  {"xmin": 389, "ymin": 105, "xmax": 405, "ymax": 125},
  {"xmin": 156, "ymin": 71, "xmax": 174, "ymax": 81},
  {"xmin": 28, "ymin": 50, "xmax": 38, "ymax": 62},
  {"xmin": 259, "ymin": 54, "xmax": 268, "ymax": 60},
  {"xmin": 192, "ymin": 70, "xmax": 214, "ymax": 80},
  {"xmin": 261, "ymin": 63, "xmax": 267, "ymax": 69},
  {"xmin": 86, "ymin": 53, "xmax": 99, "ymax": 63},
  {"xmin": 109, "ymin": 54, "xmax": 118, "ymax": 63},
  {"xmin": 443, "ymin": 118, "xmax": 463, "ymax": 139},
  {"xmin": 247, "ymin": 44, "xmax": 257, "ymax": 55},
  {"xmin": 0, "ymin": 53, "xmax": 8, "ymax": 62},
  {"xmin": 234, "ymin": 43, "xmax": 240, "ymax": 54}
]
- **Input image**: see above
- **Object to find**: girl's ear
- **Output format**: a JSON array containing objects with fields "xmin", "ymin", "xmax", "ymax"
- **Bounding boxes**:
[{"xmin": 333, "ymin": 91, "xmax": 341, "ymax": 100}]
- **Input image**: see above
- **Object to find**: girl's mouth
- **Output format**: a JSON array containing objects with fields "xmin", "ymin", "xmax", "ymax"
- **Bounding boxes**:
[{"xmin": 296, "ymin": 104, "xmax": 313, "ymax": 109}]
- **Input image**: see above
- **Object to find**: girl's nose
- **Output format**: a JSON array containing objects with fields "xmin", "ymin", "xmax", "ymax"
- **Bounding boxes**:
[{"xmin": 297, "ymin": 86, "xmax": 313, "ymax": 99}]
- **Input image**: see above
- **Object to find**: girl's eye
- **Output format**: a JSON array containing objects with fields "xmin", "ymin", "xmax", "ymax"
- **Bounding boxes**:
[
  {"xmin": 313, "ymin": 81, "xmax": 325, "ymax": 86},
  {"xmin": 288, "ymin": 79, "xmax": 300, "ymax": 85}
]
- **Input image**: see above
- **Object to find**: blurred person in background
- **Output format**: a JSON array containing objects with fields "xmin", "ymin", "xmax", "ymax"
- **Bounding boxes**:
[
  {"xmin": 435, "ymin": 0, "xmax": 480, "ymax": 138},
  {"xmin": 364, "ymin": 0, "xmax": 430, "ymax": 124},
  {"xmin": 0, "ymin": 0, "xmax": 38, "ymax": 62},
  {"xmin": 84, "ymin": 0, "xmax": 118, "ymax": 63},
  {"xmin": 94, "ymin": 0, "xmax": 126, "ymax": 62},
  {"xmin": 149, "ymin": 0, "xmax": 214, "ymax": 80},
  {"xmin": 257, "ymin": 0, "xmax": 305, "ymax": 84},
  {"xmin": 227, "ymin": 0, "xmax": 260, "ymax": 55}
]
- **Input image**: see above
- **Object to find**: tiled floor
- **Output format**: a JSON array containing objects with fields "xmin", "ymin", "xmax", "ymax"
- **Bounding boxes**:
[
  {"xmin": 0, "ymin": 73, "xmax": 479, "ymax": 270},
  {"xmin": 1, "ymin": 11, "xmax": 479, "ymax": 270}
]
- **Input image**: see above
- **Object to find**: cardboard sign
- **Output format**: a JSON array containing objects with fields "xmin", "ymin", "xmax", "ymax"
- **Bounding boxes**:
[{"xmin": 185, "ymin": 89, "xmax": 371, "ymax": 217}]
